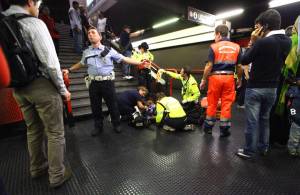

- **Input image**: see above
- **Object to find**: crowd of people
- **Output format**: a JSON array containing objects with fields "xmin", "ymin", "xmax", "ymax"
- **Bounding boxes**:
[{"xmin": 0, "ymin": 0, "xmax": 300, "ymax": 190}]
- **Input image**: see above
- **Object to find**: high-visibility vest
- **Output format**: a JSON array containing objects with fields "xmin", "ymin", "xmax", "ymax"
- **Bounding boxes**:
[
  {"xmin": 132, "ymin": 51, "xmax": 154, "ymax": 69},
  {"xmin": 156, "ymin": 97, "xmax": 186, "ymax": 123},
  {"xmin": 211, "ymin": 41, "xmax": 240, "ymax": 72},
  {"xmin": 165, "ymin": 71, "xmax": 200, "ymax": 102}
]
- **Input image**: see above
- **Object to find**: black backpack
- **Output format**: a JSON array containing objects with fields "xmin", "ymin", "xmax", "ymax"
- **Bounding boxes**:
[{"xmin": 0, "ymin": 13, "xmax": 40, "ymax": 88}]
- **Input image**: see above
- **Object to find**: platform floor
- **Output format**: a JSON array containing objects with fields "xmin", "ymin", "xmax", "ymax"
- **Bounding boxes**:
[{"xmin": 0, "ymin": 106, "xmax": 299, "ymax": 195}]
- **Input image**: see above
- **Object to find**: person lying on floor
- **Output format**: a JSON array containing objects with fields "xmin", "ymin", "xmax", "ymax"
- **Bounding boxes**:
[
  {"xmin": 117, "ymin": 86, "xmax": 148, "ymax": 121},
  {"xmin": 155, "ymin": 92, "xmax": 194, "ymax": 131}
]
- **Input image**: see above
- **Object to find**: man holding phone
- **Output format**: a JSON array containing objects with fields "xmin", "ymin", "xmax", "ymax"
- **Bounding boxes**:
[{"xmin": 237, "ymin": 9, "xmax": 292, "ymax": 159}]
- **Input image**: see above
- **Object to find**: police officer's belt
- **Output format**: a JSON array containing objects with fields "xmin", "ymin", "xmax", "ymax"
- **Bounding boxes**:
[
  {"xmin": 89, "ymin": 72, "xmax": 115, "ymax": 81},
  {"xmin": 210, "ymin": 71, "xmax": 234, "ymax": 75}
]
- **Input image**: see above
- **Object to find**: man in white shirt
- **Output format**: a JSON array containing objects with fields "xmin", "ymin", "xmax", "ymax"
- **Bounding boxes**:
[
  {"xmin": 3, "ymin": 0, "xmax": 72, "ymax": 188},
  {"xmin": 68, "ymin": 1, "xmax": 82, "ymax": 54}
]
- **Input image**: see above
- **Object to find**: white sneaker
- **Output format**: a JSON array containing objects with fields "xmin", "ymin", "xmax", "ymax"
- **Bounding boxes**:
[
  {"xmin": 183, "ymin": 124, "xmax": 195, "ymax": 131},
  {"xmin": 162, "ymin": 125, "xmax": 176, "ymax": 131},
  {"xmin": 126, "ymin": 76, "xmax": 133, "ymax": 79},
  {"xmin": 237, "ymin": 105, "xmax": 245, "ymax": 109}
]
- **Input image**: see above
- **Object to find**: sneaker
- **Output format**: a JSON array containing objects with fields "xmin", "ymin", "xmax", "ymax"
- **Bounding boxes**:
[
  {"xmin": 126, "ymin": 76, "xmax": 134, "ymax": 80},
  {"xmin": 163, "ymin": 125, "xmax": 176, "ymax": 132},
  {"xmin": 237, "ymin": 105, "xmax": 245, "ymax": 109},
  {"xmin": 236, "ymin": 148, "xmax": 252, "ymax": 159},
  {"xmin": 49, "ymin": 167, "xmax": 72, "ymax": 188},
  {"xmin": 288, "ymin": 150, "xmax": 298, "ymax": 157},
  {"xmin": 183, "ymin": 124, "xmax": 195, "ymax": 131}
]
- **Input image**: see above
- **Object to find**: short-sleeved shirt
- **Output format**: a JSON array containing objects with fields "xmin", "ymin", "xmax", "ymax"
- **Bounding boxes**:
[
  {"xmin": 120, "ymin": 31, "xmax": 133, "ymax": 52},
  {"xmin": 117, "ymin": 90, "xmax": 143, "ymax": 108},
  {"xmin": 80, "ymin": 45, "xmax": 124, "ymax": 76}
]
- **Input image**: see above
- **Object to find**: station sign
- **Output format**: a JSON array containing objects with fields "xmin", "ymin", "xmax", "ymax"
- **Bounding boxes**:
[{"xmin": 187, "ymin": 6, "xmax": 216, "ymax": 27}]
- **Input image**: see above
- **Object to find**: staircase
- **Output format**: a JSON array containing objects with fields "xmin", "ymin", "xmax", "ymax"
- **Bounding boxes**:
[{"xmin": 56, "ymin": 23, "xmax": 138, "ymax": 117}]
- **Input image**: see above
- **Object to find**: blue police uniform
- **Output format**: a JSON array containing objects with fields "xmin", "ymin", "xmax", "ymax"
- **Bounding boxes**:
[{"xmin": 80, "ymin": 45, "xmax": 124, "ymax": 131}]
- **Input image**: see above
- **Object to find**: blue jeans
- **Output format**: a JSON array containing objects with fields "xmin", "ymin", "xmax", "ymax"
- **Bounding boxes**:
[
  {"xmin": 288, "ymin": 122, "xmax": 300, "ymax": 154},
  {"xmin": 244, "ymin": 88, "xmax": 277, "ymax": 154},
  {"xmin": 72, "ymin": 29, "xmax": 83, "ymax": 54},
  {"xmin": 122, "ymin": 50, "xmax": 132, "ymax": 76}
]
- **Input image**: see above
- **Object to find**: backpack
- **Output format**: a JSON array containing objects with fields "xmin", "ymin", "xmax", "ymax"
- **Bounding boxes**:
[{"xmin": 0, "ymin": 13, "xmax": 40, "ymax": 88}]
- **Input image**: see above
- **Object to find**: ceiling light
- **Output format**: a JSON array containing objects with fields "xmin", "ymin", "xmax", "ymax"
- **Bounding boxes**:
[
  {"xmin": 215, "ymin": 9, "xmax": 244, "ymax": 19},
  {"xmin": 152, "ymin": 17, "xmax": 180, "ymax": 29},
  {"xmin": 269, "ymin": 0, "xmax": 300, "ymax": 8}
]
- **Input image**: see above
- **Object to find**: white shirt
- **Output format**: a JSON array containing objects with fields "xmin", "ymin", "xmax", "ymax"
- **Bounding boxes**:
[
  {"xmin": 68, "ymin": 7, "xmax": 82, "ymax": 30},
  {"xmin": 97, "ymin": 18, "xmax": 107, "ymax": 33},
  {"xmin": 3, "ymin": 5, "xmax": 67, "ymax": 95}
]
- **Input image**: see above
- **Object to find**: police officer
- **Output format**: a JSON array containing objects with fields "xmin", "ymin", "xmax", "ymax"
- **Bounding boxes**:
[
  {"xmin": 200, "ymin": 24, "xmax": 242, "ymax": 137},
  {"xmin": 63, "ymin": 26, "xmax": 147, "ymax": 136},
  {"xmin": 158, "ymin": 66, "xmax": 200, "ymax": 111}
]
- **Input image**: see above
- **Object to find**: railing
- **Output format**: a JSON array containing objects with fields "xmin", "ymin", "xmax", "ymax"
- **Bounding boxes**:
[{"xmin": 147, "ymin": 61, "xmax": 204, "ymax": 96}]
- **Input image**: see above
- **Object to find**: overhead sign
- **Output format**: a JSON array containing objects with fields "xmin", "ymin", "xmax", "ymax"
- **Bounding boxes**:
[{"xmin": 187, "ymin": 6, "xmax": 216, "ymax": 27}]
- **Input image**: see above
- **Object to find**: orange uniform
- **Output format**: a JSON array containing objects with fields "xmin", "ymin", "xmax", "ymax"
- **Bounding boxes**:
[{"xmin": 205, "ymin": 39, "xmax": 241, "ymax": 132}]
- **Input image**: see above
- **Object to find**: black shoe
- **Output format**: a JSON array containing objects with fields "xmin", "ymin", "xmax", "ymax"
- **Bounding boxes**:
[
  {"xmin": 91, "ymin": 126, "xmax": 103, "ymax": 136},
  {"xmin": 203, "ymin": 127, "xmax": 212, "ymax": 134},
  {"xmin": 220, "ymin": 130, "xmax": 231, "ymax": 137},
  {"xmin": 113, "ymin": 125, "xmax": 121, "ymax": 133},
  {"xmin": 236, "ymin": 148, "xmax": 252, "ymax": 159},
  {"xmin": 49, "ymin": 167, "xmax": 72, "ymax": 188}
]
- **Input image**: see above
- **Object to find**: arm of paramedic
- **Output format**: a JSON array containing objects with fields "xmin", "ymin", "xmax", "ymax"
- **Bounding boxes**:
[
  {"xmin": 202, "ymin": 61, "xmax": 213, "ymax": 81},
  {"xmin": 137, "ymin": 101, "xmax": 147, "ymax": 110},
  {"xmin": 164, "ymin": 71, "xmax": 182, "ymax": 80},
  {"xmin": 202, "ymin": 47, "xmax": 214, "ymax": 81},
  {"xmin": 155, "ymin": 103, "xmax": 164, "ymax": 124},
  {"xmin": 30, "ymin": 19, "xmax": 68, "ymax": 96}
]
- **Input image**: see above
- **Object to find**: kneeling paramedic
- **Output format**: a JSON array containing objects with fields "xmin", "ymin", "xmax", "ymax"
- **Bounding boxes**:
[
  {"xmin": 155, "ymin": 92, "xmax": 193, "ymax": 131},
  {"xmin": 200, "ymin": 24, "xmax": 243, "ymax": 137},
  {"xmin": 63, "ymin": 26, "xmax": 149, "ymax": 136},
  {"xmin": 117, "ymin": 86, "xmax": 148, "ymax": 121}
]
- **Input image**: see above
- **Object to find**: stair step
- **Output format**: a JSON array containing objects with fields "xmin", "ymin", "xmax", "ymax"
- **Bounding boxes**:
[
  {"xmin": 59, "ymin": 55, "xmax": 82, "ymax": 60},
  {"xmin": 69, "ymin": 81, "xmax": 138, "ymax": 92},
  {"xmin": 72, "ymin": 105, "xmax": 109, "ymax": 117},
  {"xmin": 72, "ymin": 106, "xmax": 92, "ymax": 117}
]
